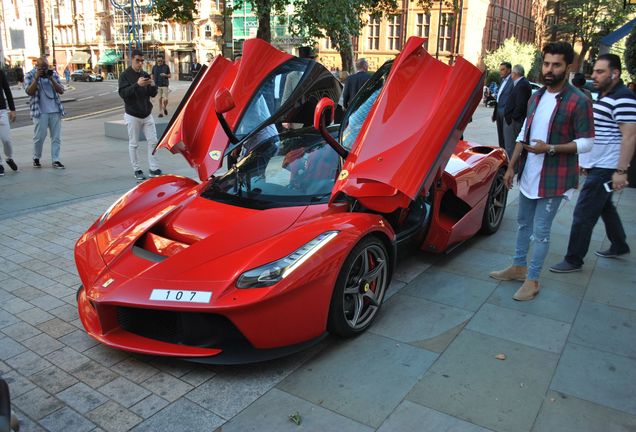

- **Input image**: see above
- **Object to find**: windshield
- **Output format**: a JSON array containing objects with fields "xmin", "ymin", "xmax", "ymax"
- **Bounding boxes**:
[
  {"xmin": 202, "ymin": 128, "xmax": 340, "ymax": 209},
  {"xmin": 226, "ymin": 58, "xmax": 342, "ymax": 162},
  {"xmin": 340, "ymin": 62, "xmax": 392, "ymax": 150},
  {"xmin": 234, "ymin": 58, "xmax": 307, "ymax": 141}
]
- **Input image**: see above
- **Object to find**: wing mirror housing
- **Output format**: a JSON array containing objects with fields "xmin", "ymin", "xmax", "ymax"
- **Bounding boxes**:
[
  {"xmin": 214, "ymin": 88, "xmax": 236, "ymax": 114},
  {"xmin": 214, "ymin": 88, "xmax": 238, "ymax": 144},
  {"xmin": 313, "ymin": 97, "xmax": 348, "ymax": 159}
]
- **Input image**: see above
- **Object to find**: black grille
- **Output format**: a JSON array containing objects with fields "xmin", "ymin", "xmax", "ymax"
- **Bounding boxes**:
[{"xmin": 116, "ymin": 307, "xmax": 245, "ymax": 348}]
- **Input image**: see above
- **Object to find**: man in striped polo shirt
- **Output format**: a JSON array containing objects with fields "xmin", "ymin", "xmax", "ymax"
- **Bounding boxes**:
[{"xmin": 551, "ymin": 54, "xmax": 636, "ymax": 273}]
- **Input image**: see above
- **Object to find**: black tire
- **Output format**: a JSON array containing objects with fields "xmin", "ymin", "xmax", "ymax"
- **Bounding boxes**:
[
  {"xmin": 327, "ymin": 236, "xmax": 390, "ymax": 338},
  {"xmin": 480, "ymin": 167, "xmax": 508, "ymax": 234}
]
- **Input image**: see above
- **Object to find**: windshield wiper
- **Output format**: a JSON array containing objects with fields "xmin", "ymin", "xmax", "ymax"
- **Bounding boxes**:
[{"xmin": 309, "ymin": 193, "xmax": 331, "ymax": 202}]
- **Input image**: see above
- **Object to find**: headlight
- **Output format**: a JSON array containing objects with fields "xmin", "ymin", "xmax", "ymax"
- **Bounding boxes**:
[{"xmin": 236, "ymin": 231, "xmax": 339, "ymax": 288}]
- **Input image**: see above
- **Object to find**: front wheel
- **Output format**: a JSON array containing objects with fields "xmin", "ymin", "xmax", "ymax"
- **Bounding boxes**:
[
  {"xmin": 480, "ymin": 167, "xmax": 508, "ymax": 234},
  {"xmin": 328, "ymin": 236, "xmax": 390, "ymax": 338}
]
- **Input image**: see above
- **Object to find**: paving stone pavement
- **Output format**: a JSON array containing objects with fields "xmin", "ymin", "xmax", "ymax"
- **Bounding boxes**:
[{"xmin": 1, "ymin": 98, "xmax": 636, "ymax": 431}]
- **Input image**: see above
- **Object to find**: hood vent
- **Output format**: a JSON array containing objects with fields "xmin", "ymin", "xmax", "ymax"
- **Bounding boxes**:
[{"xmin": 133, "ymin": 230, "xmax": 191, "ymax": 262}]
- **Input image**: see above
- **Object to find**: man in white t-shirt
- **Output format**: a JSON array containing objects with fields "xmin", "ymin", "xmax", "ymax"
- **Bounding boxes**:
[
  {"xmin": 489, "ymin": 42, "xmax": 594, "ymax": 301},
  {"xmin": 550, "ymin": 54, "xmax": 636, "ymax": 273}
]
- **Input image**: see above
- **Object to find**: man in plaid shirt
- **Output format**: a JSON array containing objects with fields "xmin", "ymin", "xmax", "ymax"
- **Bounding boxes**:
[
  {"xmin": 24, "ymin": 57, "xmax": 66, "ymax": 169},
  {"xmin": 489, "ymin": 41, "xmax": 594, "ymax": 301}
]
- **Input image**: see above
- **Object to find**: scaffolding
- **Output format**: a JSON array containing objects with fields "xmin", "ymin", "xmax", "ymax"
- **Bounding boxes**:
[{"xmin": 111, "ymin": 0, "xmax": 159, "ymax": 65}]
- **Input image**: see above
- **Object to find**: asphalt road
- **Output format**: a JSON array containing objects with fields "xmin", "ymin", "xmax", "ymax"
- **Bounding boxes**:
[
  {"xmin": 10, "ymin": 80, "xmax": 191, "ymax": 129},
  {"xmin": 11, "ymin": 81, "xmax": 121, "ymax": 128}
]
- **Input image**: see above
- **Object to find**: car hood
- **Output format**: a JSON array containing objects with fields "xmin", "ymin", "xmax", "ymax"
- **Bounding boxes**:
[
  {"xmin": 331, "ymin": 36, "xmax": 484, "ymax": 213},
  {"xmin": 98, "ymin": 195, "xmax": 308, "ymax": 281},
  {"xmin": 155, "ymin": 38, "xmax": 341, "ymax": 182}
]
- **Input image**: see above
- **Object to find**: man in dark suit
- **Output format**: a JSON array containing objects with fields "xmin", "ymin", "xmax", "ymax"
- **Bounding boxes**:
[
  {"xmin": 503, "ymin": 64, "xmax": 532, "ymax": 158},
  {"xmin": 342, "ymin": 58, "xmax": 371, "ymax": 109},
  {"xmin": 491, "ymin": 62, "xmax": 512, "ymax": 149}
]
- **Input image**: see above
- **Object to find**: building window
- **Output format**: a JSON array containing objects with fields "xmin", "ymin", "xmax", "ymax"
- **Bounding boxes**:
[
  {"xmin": 324, "ymin": 38, "xmax": 331, "ymax": 49},
  {"xmin": 438, "ymin": 13, "xmax": 453, "ymax": 53},
  {"xmin": 367, "ymin": 17, "xmax": 380, "ymax": 50},
  {"xmin": 415, "ymin": 13, "xmax": 430, "ymax": 48},
  {"xmin": 204, "ymin": 24, "xmax": 212, "ymax": 38},
  {"xmin": 186, "ymin": 23, "xmax": 193, "ymax": 41},
  {"xmin": 387, "ymin": 15, "xmax": 401, "ymax": 51}
]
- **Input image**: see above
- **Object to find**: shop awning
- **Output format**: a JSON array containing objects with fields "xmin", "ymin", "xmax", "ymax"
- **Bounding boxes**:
[
  {"xmin": 97, "ymin": 49, "xmax": 121, "ymax": 65},
  {"xmin": 69, "ymin": 51, "xmax": 91, "ymax": 64}
]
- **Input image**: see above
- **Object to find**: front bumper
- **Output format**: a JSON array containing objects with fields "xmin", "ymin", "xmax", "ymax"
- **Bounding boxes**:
[{"xmin": 77, "ymin": 285, "xmax": 327, "ymax": 364}]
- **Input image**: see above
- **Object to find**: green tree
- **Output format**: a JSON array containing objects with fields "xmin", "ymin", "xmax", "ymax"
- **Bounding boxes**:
[
  {"xmin": 549, "ymin": 0, "xmax": 630, "ymax": 70},
  {"xmin": 625, "ymin": 25, "xmax": 636, "ymax": 80},
  {"xmin": 152, "ymin": 0, "xmax": 197, "ymax": 23},
  {"xmin": 483, "ymin": 37, "xmax": 542, "ymax": 81},
  {"xmin": 289, "ymin": 0, "xmax": 400, "ymax": 72},
  {"xmin": 153, "ymin": 0, "xmax": 291, "ymax": 42}
]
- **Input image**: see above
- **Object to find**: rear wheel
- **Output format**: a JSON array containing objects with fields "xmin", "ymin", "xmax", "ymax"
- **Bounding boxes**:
[
  {"xmin": 481, "ymin": 167, "xmax": 508, "ymax": 234},
  {"xmin": 328, "ymin": 236, "xmax": 390, "ymax": 338}
]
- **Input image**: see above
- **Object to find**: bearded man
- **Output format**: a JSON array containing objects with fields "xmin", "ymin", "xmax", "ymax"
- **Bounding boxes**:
[{"xmin": 489, "ymin": 41, "xmax": 595, "ymax": 301}]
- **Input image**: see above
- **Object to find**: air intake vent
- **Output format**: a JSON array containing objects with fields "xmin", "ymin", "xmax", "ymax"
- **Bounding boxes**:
[{"xmin": 116, "ymin": 307, "xmax": 244, "ymax": 348}]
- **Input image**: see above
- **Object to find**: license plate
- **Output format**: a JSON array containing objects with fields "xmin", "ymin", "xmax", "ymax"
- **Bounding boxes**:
[{"xmin": 149, "ymin": 289, "xmax": 212, "ymax": 303}]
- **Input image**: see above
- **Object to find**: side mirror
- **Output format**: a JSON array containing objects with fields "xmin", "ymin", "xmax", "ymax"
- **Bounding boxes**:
[
  {"xmin": 313, "ymin": 97, "xmax": 335, "ymax": 131},
  {"xmin": 313, "ymin": 97, "xmax": 348, "ymax": 159},
  {"xmin": 215, "ymin": 88, "xmax": 236, "ymax": 114}
]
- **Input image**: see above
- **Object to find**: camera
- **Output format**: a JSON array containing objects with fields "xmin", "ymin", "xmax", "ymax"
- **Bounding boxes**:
[{"xmin": 46, "ymin": 69, "xmax": 54, "ymax": 77}]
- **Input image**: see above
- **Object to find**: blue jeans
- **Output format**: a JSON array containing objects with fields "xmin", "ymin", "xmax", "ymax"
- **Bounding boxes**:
[
  {"xmin": 513, "ymin": 193, "xmax": 564, "ymax": 280},
  {"xmin": 565, "ymin": 168, "xmax": 629, "ymax": 266},
  {"xmin": 33, "ymin": 112, "xmax": 62, "ymax": 162}
]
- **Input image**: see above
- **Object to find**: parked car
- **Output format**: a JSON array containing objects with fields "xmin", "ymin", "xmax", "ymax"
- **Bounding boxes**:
[
  {"xmin": 74, "ymin": 37, "xmax": 508, "ymax": 364},
  {"xmin": 529, "ymin": 81, "xmax": 542, "ymax": 93},
  {"xmin": 70, "ymin": 69, "xmax": 103, "ymax": 82}
]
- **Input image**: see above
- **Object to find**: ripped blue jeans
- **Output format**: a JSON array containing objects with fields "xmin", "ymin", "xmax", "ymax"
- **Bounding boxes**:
[{"xmin": 513, "ymin": 193, "xmax": 564, "ymax": 280}]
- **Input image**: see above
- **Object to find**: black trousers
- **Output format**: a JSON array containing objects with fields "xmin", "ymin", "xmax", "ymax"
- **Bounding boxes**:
[{"xmin": 565, "ymin": 168, "xmax": 630, "ymax": 266}]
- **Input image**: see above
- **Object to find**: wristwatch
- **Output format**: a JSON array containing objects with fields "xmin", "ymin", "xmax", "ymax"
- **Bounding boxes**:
[
  {"xmin": 615, "ymin": 169, "xmax": 627, "ymax": 175},
  {"xmin": 548, "ymin": 145, "xmax": 556, "ymax": 156}
]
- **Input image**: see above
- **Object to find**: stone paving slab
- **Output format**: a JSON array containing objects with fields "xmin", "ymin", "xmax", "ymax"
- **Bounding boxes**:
[
  {"xmin": 487, "ymin": 277, "xmax": 583, "ymax": 323},
  {"xmin": 370, "ymin": 293, "xmax": 473, "ymax": 348},
  {"xmin": 220, "ymin": 388, "xmax": 373, "ymax": 432},
  {"xmin": 533, "ymin": 390, "xmax": 636, "ymax": 432},
  {"xmin": 550, "ymin": 343, "xmax": 636, "ymax": 416},
  {"xmin": 569, "ymin": 301, "xmax": 636, "ymax": 359},
  {"xmin": 407, "ymin": 330, "xmax": 559, "ymax": 432},
  {"xmin": 466, "ymin": 303, "xmax": 571, "ymax": 353},
  {"xmin": 377, "ymin": 400, "xmax": 493, "ymax": 432},
  {"xmin": 401, "ymin": 269, "xmax": 498, "ymax": 312},
  {"xmin": 278, "ymin": 333, "xmax": 438, "ymax": 428}
]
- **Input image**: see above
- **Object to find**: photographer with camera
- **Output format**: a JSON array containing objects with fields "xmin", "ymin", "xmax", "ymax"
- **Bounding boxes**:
[{"xmin": 24, "ymin": 57, "xmax": 66, "ymax": 169}]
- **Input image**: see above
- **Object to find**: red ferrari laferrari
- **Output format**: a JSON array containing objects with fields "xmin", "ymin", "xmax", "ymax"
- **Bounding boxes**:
[{"xmin": 75, "ymin": 37, "xmax": 508, "ymax": 364}]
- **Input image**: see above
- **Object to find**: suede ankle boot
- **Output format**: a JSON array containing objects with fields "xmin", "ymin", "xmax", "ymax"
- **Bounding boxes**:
[
  {"xmin": 513, "ymin": 279, "xmax": 540, "ymax": 301},
  {"xmin": 489, "ymin": 265, "xmax": 527, "ymax": 281}
]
